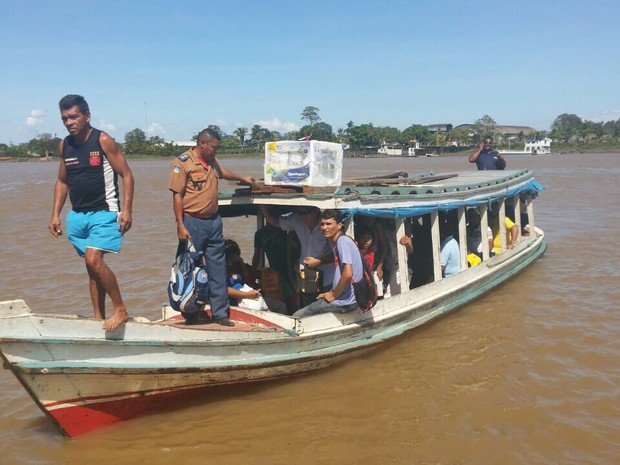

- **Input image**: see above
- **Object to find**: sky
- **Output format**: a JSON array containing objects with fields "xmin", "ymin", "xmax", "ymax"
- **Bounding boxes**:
[{"xmin": 1, "ymin": 0, "xmax": 619, "ymax": 144}]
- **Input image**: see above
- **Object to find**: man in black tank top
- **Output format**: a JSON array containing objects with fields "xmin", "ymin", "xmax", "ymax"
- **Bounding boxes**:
[{"xmin": 49, "ymin": 95, "xmax": 135, "ymax": 331}]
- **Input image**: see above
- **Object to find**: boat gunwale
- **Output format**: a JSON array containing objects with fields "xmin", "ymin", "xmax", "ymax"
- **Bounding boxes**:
[{"xmin": 1, "ymin": 231, "xmax": 546, "ymax": 373}]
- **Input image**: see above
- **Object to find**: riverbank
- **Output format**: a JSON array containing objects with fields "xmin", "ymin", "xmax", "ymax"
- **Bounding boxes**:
[{"xmin": 2, "ymin": 144, "xmax": 619, "ymax": 162}]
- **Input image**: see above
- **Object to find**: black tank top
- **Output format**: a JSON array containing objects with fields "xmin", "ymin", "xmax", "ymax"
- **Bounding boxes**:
[{"xmin": 62, "ymin": 128, "xmax": 120, "ymax": 212}]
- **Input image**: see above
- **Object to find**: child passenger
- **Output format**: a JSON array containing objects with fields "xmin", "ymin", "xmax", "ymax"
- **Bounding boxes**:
[
  {"xmin": 356, "ymin": 227, "xmax": 376, "ymax": 270},
  {"xmin": 224, "ymin": 239, "xmax": 287, "ymax": 314},
  {"xmin": 357, "ymin": 226, "xmax": 383, "ymax": 297}
]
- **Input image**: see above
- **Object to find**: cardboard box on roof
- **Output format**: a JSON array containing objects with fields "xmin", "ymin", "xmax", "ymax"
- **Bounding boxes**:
[{"xmin": 264, "ymin": 140, "xmax": 343, "ymax": 187}]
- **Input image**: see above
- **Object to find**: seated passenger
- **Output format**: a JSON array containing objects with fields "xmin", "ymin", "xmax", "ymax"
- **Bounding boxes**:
[
  {"xmin": 225, "ymin": 239, "xmax": 287, "ymax": 314},
  {"xmin": 466, "ymin": 208, "xmax": 493, "ymax": 258},
  {"xmin": 466, "ymin": 253, "xmax": 482, "ymax": 267},
  {"xmin": 293, "ymin": 210, "xmax": 363, "ymax": 318},
  {"xmin": 491, "ymin": 216, "xmax": 520, "ymax": 255},
  {"xmin": 358, "ymin": 226, "xmax": 384, "ymax": 297},
  {"xmin": 399, "ymin": 232, "xmax": 414, "ymax": 281},
  {"xmin": 355, "ymin": 216, "xmax": 389, "ymax": 284},
  {"xmin": 439, "ymin": 214, "xmax": 461, "ymax": 277},
  {"xmin": 260, "ymin": 205, "xmax": 334, "ymax": 308},
  {"xmin": 406, "ymin": 215, "xmax": 434, "ymax": 288},
  {"xmin": 356, "ymin": 227, "xmax": 376, "ymax": 270},
  {"xmin": 252, "ymin": 214, "xmax": 296, "ymax": 312}
]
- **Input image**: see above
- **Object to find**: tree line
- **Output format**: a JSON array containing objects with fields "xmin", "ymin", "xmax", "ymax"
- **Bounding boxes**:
[{"xmin": 2, "ymin": 107, "xmax": 620, "ymax": 160}]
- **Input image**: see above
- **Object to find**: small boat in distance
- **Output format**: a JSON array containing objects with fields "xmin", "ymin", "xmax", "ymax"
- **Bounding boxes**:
[
  {"xmin": 407, "ymin": 140, "xmax": 428, "ymax": 157},
  {"xmin": 377, "ymin": 141, "xmax": 404, "ymax": 156},
  {"xmin": 0, "ymin": 169, "xmax": 546, "ymax": 437},
  {"xmin": 500, "ymin": 137, "xmax": 553, "ymax": 155}
]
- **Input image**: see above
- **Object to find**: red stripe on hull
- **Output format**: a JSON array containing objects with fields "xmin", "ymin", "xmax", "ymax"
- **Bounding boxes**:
[
  {"xmin": 48, "ymin": 385, "xmax": 214, "ymax": 437},
  {"xmin": 167, "ymin": 309, "xmax": 286, "ymax": 329}
]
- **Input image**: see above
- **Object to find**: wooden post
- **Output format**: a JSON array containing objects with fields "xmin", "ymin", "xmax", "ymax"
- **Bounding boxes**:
[
  {"xmin": 480, "ymin": 205, "xmax": 490, "ymax": 260},
  {"xmin": 394, "ymin": 218, "xmax": 408, "ymax": 293},
  {"xmin": 498, "ymin": 199, "xmax": 507, "ymax": 253},
  {"xmin": 514, "ymin": 194, "xmax": 522, "ymax": 246},
  {"xmin": 457, "ymin": 206, "xmax": 467, "ymax": 270},
  {"xmin": 430, "ymin": 211, "xmax": 442, "ymax": 281},
  {"xmin": 526, "ymin": 195, "xmax": 536, "ymax": 237}
]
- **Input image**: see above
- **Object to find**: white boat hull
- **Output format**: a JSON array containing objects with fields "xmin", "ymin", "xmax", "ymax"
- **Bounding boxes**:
[{"xmin": 1, "ymin": 230, "xmax": 546, "ymax": 436}]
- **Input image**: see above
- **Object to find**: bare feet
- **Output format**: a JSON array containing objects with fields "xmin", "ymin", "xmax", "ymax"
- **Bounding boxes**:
[{"xmin": 102, "ymin": 308, "xmax": 129, "ymax": 331}]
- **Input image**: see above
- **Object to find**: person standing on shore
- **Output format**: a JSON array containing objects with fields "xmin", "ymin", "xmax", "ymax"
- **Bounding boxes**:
[
  {"xmin": 168, "ymin": 128, "xmax": 255, "ymax": 326},
  {"xmin": 469, "ymin": 136, "xmax": 506, "ymax": 170},
  {"xmin": 49, "ymin": 94, "xmax": 134, "ymax": 331}
]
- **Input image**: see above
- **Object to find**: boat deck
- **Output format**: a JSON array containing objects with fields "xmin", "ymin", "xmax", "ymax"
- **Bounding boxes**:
[{"xmin": 159, "ymin": 307, "xmax": 295, "ymax": 333}]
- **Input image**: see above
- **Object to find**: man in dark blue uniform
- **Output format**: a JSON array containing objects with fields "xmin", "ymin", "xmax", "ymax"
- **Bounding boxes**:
[
  {"xmin": 469, "ymin": 136, "xmax": 506, "ymax": 170},
  {"xmin": 49, "ymin": 95, "xmax": 134, "ymax": 331}
]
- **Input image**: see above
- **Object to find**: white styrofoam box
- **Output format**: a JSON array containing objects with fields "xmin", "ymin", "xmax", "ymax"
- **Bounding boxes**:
[{"xmin": 264, "ymin": 140, "xmax": 343, "ymax": 187}]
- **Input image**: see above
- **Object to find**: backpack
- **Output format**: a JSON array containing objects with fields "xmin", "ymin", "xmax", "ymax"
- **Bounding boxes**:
[
  {"xmin": 334, "ymin": 235, "xmax": 378, "ymax": 312},
  {"xmin": 167, "ymin": 239, "xmax": 210, "ymax": 317}
]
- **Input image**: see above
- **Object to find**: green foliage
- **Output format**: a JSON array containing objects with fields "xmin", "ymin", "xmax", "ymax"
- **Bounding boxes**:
[
  {"xmin": 375, "ymin": 126, "xmax": 401, "ymax": 144},
  {"xmin": 472, "ymin": 115, "xmax": 498, "ymax": 142},
  {"xmin": 124, "ymin": 128, "xmax": 147, "ymax": 154},
  {"xmin": 25, "ymin": 133, "xmax": 61, "ymax": 157},
  {"xmin": 298, "ymin": 122, "xmax": 334, "ymax": 141},
  {"xmin": 300, "ymin": 106, "xmax": 321, "ymax": 126},
  {"xmin": 5, "ymin": 112, "xmax": 620, "ymax": 160},
  {"xmin": 220, "ymin": 136, "xmax": 240, "ymax": 150},
  {"xmin": 344, "ymin": 121, "xmax": 378, "ymax": 148},
  {"xmin": 250, "ymin": 124, "xmax": 270, "ymax": 148},
  {"xmin": 233, "ymin": 127, "xmax": 248, "ymax": 145},
  {"xmin": 549, "ymin": 114, "xmax": 620, "ymax": 144},
  {"xmin": 447, "ymin": 127, "xmax": 472, "ymax": 146},
  {"xmin": 402, "ymin": 124, "xmax": 432, "ymax": 144}
]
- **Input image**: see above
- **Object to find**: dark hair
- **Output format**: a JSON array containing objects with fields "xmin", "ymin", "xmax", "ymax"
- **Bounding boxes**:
[
  {"xmin": 197, "ymin": 128, "xmax": 221, "ymax": 143},
  {"xmin": 355, "ymin": 226, "xmax": 376, "ymax": 247},
  {"xmin": 224, "ymin": 239, "xmax": 241, "ymax": 258},
  {"xmin": 59, "ymin": 94, "xmax": 89, "ymax": 114},
  {"xmin": 297, "ymin": 206, "xmax": 320, "ymax": 216},
  {"xmin": 320, "ymin": 209, "xmax": 343, "ymax": 223},
  {"xmin": 483, "ymin": 136, "xmax": 494, "ymax": 143}
]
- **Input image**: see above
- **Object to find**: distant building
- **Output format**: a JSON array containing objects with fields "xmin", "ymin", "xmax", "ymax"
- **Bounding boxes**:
[
  {"xmin": 170, "ymin": 140, "xmax": 194, "ymax": 147},
  {"xmin": 452, "ymin": 124, "xmax": 538, "ymax": 142},
  {"xmin": 426, "ymin": 123, "xmax": 453, "ymax": 133}
]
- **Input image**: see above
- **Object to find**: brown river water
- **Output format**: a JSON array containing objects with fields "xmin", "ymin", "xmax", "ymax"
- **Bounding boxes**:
[{"xmin": 1, "ymin": 153, "xmax": 619, "ymax": 465}]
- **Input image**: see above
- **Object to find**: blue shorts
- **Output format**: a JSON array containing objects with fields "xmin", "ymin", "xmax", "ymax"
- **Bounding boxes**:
[{"xmin": 66, "ymin": 210, "xmax": 123, "ymax": 257}]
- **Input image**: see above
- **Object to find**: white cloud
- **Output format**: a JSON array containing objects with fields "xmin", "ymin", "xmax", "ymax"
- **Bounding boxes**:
[
  {"xmin": 98, "ymin": 120, "xmax": 116, "ymax": 132},
  {"xmin": 146, "ymin": 122, "xmax": 165, "ymax": 136},
  {"xmin": 253, "ymin": 118, "xmax": 299, "ymax": 132},
  {"xmin": 25, "ymin": 109, "xmax": 46, "ymax": 126},
  {"xmin": 581, "ymin": 110, "xmax": 620, "ymax": 123}
]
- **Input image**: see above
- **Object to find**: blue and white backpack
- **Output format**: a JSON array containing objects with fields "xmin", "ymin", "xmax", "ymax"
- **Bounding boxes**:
[{"xmin": 167, "ymin": 239, "xmax": 210, "ymax": 316}]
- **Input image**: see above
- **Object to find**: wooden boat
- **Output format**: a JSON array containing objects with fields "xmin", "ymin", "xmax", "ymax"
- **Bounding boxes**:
[
  {"xmin": 377, "ymin": 141, "xmax": 404, "ymax": 156},
  {"xmin": 0, "ymin": 169, "xmax": 546, "ymax": 437}
]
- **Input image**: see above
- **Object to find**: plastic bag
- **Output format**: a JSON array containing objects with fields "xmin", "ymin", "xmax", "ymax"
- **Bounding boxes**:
[{"xmin": 237, "ymin": 284, "xmax": 269, "ymax": 311}]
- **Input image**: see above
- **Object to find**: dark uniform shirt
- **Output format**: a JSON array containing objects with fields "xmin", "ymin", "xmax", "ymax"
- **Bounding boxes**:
[
  {"xmin": 475, "ymin": 150, "xmax": 505, "ymax": 170},
  {"xmin": 62, "ymin": 128, "xmax": 120, "ymax": 212}
]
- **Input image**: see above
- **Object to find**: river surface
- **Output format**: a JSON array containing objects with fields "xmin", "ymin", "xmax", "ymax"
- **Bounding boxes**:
[{"xmin": 1, "ymin": 153, "xmax": 619, "ymax": 465}]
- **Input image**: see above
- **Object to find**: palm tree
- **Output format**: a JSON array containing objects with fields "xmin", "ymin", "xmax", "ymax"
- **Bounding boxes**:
[
  {"xmin": 251, "ymin": 124, "xmax": 266, "ymax": 149},
  {"xmin": 233, "ymin": 127, "xmax": 248, "ymax": 146}
]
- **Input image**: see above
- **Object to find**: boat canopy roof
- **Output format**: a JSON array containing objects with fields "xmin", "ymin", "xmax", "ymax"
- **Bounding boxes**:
[
  {"xmin": 346, "ymin": 177, "xmax": 542, "ymax": 218},
  {"xmin": 217, "ymin": 169, "xmax": 543, "ymax": 219}
]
